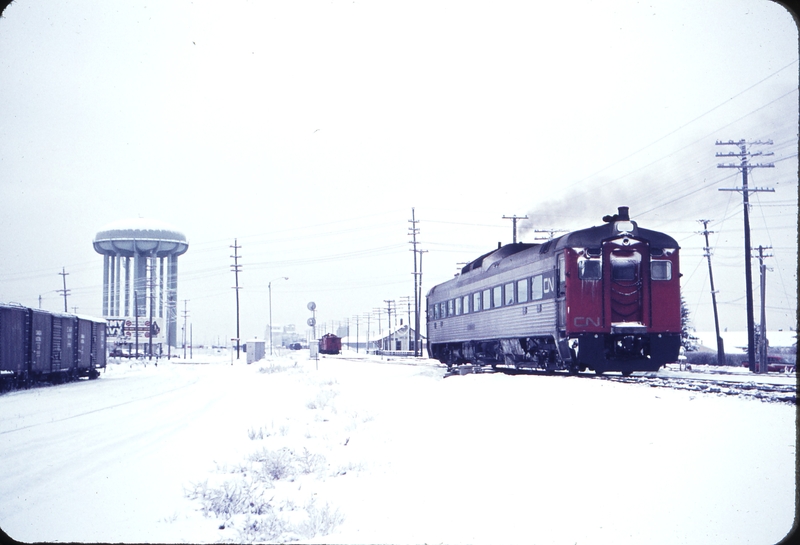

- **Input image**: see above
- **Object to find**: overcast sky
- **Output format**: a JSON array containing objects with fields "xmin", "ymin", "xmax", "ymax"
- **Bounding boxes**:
[{"xmin": 0, "ymin": 0, "xmax": 797, "ymax": 346}]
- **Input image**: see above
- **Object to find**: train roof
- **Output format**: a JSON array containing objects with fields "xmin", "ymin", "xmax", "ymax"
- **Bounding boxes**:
[
  {"xmin": 549, "ymin": 220, "xmax": 680, "ymax": 253},
  {"xmin": 458, "ymin": 220, "xmax": 678, "ymax": 276}
]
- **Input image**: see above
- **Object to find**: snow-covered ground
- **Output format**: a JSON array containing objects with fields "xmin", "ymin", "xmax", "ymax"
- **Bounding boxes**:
[{"xmin": 0, "ymin": 349, "xmax": 795, "ymax": 544}]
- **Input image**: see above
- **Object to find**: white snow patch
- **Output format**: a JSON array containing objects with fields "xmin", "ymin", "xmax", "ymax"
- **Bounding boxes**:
[{"xmin": 0, "ymin": 350, "xmax": 794, "ymax": 544}]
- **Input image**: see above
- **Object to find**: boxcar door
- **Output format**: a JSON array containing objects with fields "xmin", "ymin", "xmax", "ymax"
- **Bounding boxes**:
[
  {"xmin": 76, "ymin": 319, "xmax": 93, "ymax": 371},
  {"xmin": 30, "ymin": 310, "xmax": 53, "ymax": 376}
]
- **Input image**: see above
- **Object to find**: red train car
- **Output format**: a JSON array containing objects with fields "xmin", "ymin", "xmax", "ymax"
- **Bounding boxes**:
[
  {"xmin": 426, "ymin": 207, "xmax": 682, "ymax": 375},
  {"xmin": 319, "ymin": 333, "xmax": 342, "ymax": 355}
]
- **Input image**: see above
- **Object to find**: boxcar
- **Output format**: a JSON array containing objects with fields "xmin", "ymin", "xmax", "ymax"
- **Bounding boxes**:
[{"xmin": 0, "ymin": 304, "xmax": 106, "ymax": 387}]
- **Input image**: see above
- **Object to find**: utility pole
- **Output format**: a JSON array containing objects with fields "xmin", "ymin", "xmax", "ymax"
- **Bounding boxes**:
[
  {"xmin": 418, "ymin": 249, "xmax": 428, "ymax": 356},
  {"xmin": 384, "ymin": 300, "xmax": 394, "ymax": 352},
  {"xmin": 409, "ymin": 208, "xmax": 421, "ymax": 356},
  {"xmin": 503, "ymin": 214, "xmax": 528, "ymax": 244},
  {"xmin": 399, "ymin": 295, "xmax": 412, "ymax": 352},
  {"xmin": 373, "ymin": 307, "xmax": 383, "ymax": 339},
  {"xmin": 230, "ymin": 239, "xmax": 242, "ymax": 359},
  {"xmin": 352, "ymin": 315, "xmax": 360, "ymax": 353},
  {"xmin": 363, "ymin": 312, "xmax": 371, "ymax": 353},
  {"xmin": 717, "ymin": 139, "xmax": 775, "ymax": 372},
  {"xmin": 182, "ymin": 299, "xmax": 190, "ymax": 359},
  {"xmin": 697, "ymin": 220, "xmax": 726, "ymax": 367},
  {"xmin": 534, "ymin": 228, "xmax": 569, "ymax": 241},
  {"xmin": 57, "ymin": 267, "xmax": 70, "ymax": 312},
  {"xmin": 755, "ymin": 245, "xmax": 773, "ymax": 373}
]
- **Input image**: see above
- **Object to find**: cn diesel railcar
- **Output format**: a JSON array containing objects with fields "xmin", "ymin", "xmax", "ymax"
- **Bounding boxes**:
[
  {"xmin": 0, "ymin": 303, "xmax": 107, "ymax": 387},
  {"xmin": 426, "ymin": 207, "xmax": 682, "ymax": 375}
]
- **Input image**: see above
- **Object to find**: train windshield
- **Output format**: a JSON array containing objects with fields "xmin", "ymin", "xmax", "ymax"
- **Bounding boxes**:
[{"xmin": 612, "ymin": 262, "xmax": 637, "ymax": 281}]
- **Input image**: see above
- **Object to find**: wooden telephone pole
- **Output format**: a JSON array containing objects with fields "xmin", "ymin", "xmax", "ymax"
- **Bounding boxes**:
[
  {"xmin": 230, "ymin": 239, "xmax": 242, "ymax": 359},
  {"xmin": 697, "ymin": 220, "xmax": 725, "ymax": 366},
  {"xmin": 502, "ymin": 214, "xmax": 528, "ymax": 244},
  {"xmin": 717, "ymin": 139, "xmax": 774, "ymax": 372},
  {"xmin": 57, "ymin": 267, "xmax": 70, "ymax": 312}
]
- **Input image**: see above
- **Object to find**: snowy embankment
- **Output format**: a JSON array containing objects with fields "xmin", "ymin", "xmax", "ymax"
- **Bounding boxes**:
[{"xmin": 0, "ymin": 350, "xmax": 795, "ymax": 544}]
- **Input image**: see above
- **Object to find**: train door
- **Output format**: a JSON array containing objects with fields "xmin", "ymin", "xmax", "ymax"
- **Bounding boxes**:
[
  {"xmin": 556, "ymin": 252, "xmax": 566, "ymax": 333},
  {"xmin": 76, "ymin": 319, "xmax": 93, "ymax": 372},
  {"xmin": 52, "ymin": 316, "xmax": 63, "ymax": 373},
  {"xmin": 30, "ymin": 310, "xmax": 52, "ymax": 376},
  {"xmin": 603, "ymin": 240, "xmax": 650, "ymax": 326}
]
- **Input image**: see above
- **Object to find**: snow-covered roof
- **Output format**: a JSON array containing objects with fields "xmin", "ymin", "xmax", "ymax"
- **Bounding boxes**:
[{"xmin": 95, "ymin": 218, "xmax": 187, "ymax": 242}]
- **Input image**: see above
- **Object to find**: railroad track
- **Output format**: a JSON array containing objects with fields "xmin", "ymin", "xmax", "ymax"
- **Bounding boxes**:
[
  {"xmin": 597, "ymin": 373, "xmax": 796, "ymax": 405},
  {"xmin": 442, "ymin": 364, "xmax": 796, "ymax": 405},
  {"xmin": 336, "ymin": 356, "xmax": 795, "ymax": 405}
]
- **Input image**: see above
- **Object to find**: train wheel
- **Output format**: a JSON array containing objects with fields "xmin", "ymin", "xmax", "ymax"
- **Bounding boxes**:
[
  {"xmin": 568, "ymin": 365, "xmax": 579, "ymax": 375},
  {"xmin": 621, "ymin": 370, "xmax": 632, "ymax": 377},
  {"xmin": 594, "ymin": 369, "xmax": 604, "ymax": 376}
]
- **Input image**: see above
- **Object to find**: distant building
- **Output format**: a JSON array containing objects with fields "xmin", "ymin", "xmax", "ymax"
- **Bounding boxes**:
[{"xmin": 343, "ymin": 323, "xmax": 426, "ymax": 355}]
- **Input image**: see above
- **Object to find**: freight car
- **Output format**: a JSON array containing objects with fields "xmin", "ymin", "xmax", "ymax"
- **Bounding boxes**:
[
  {"xmin": 426, "ymin": 207, "xmax": 682, "ymax": 375},
  {"xmin": 318, "ymin": 333, "xmax": 342, "ymax": 355},
  {"xmin": 0, "ymin": 303, "xmax": 107, "ymax": 388}
]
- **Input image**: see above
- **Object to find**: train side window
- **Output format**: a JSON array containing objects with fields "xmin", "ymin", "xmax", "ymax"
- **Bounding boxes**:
[
  {"xmin": 492, "ymin": 286, "xmax": 502, "ymax": 308},
  {"xmin": 532, "ymin": 275, "xmax": 543, "ymax": 300},
  {"xmin": 483, "ymin": 289, "xmax": 491, "ymax": 309},
  {"xmin": 517, "ymin": 278, "xmax": 528, "ymax": 303},
  {"xmin": 455, "ymin": 297, "xmax": 462, "ymax": 315},
  {"xmin": 651, "ymin": 260, "xmax": 672, "ymax": 280},
  {"xmin": 433, "ymin": 304, "xmax": 439, "ymax": 320},
  {"xmin": 473, "ymin": 292, "xmax": 481, "ymax": 312},
  {"xmin": 447, "ymin": 299, "xmax": 454, "ymax": 317},
  {"xmin": 463, "ymin": 295, "xmax": 470, "ymax": 314},
  {"xmin": 579, "ymin": 259, "xmax": 602, "ymax": 280},
  {"xmin": 504, "ymin": 282, "xmax": 515, "ymax": 305}
]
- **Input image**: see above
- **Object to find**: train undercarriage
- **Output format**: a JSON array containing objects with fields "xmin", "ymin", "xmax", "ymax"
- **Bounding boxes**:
[{"xmin": 430, "ymin": 332, "xmax": 681, "ymax": 376}]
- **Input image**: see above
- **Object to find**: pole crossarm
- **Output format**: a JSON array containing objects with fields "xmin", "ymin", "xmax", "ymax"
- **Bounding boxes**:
[{"xmin": 502, "ymin": 214, "xmax": 528, "ymax": 244}]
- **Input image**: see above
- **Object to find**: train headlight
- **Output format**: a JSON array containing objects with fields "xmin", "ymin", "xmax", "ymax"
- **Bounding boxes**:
[{"xmin": 616, "ymin": 221, "xmax": 634, "ymax": 234}]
